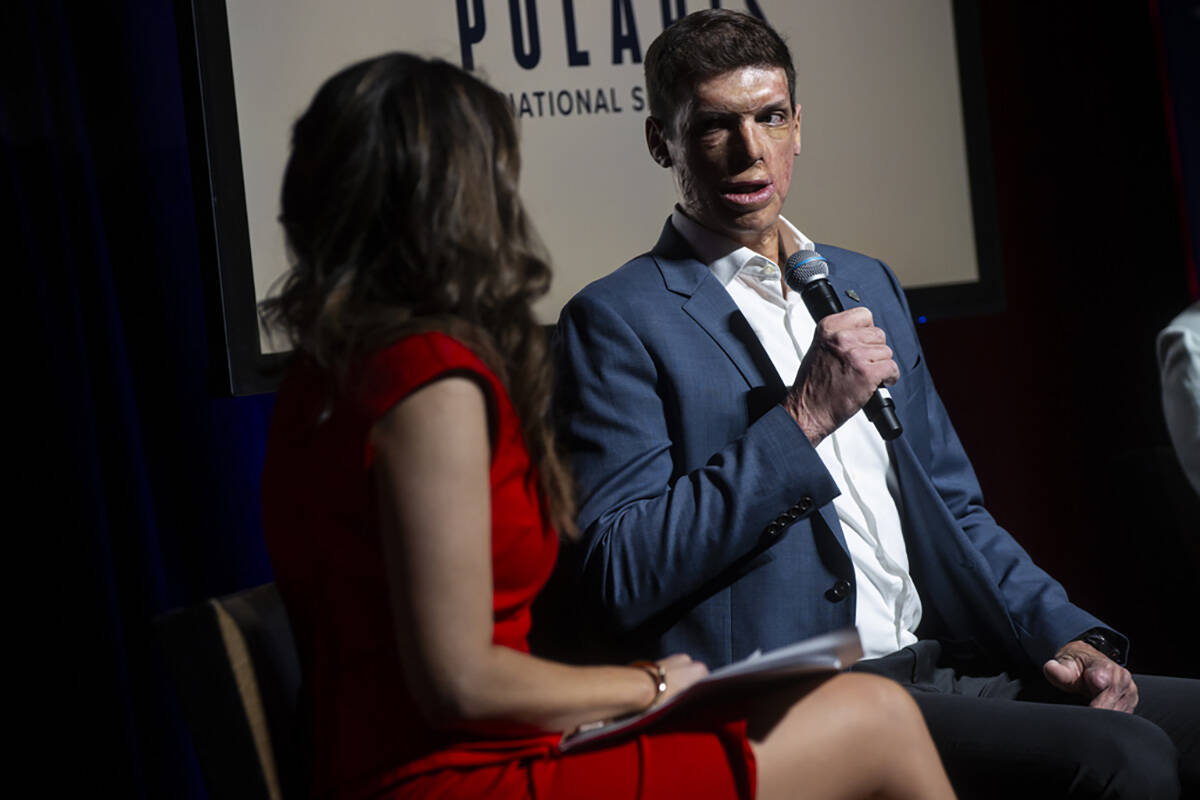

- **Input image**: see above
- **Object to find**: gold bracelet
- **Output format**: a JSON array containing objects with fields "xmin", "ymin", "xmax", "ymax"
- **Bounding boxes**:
[{"xmin": 630, "ymin": 660, "xmax": 668, "ymax": 709}]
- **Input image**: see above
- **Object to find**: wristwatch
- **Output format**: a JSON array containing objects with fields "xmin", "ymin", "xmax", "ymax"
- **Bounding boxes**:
[{"xmin": 1074, "ymin": 628, "xmax": 1124, "ymax": 662}]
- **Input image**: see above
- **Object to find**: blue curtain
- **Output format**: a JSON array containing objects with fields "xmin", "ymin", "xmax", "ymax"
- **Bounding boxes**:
[{"xmin": 6, "ymin": 1, "xmax": 273, "ymax": 795}]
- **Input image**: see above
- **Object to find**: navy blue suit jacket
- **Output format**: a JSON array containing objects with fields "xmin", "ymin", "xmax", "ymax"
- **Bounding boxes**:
[{"xmin": 554, "ymin": 219, "xmax": 1118, "ymax": 672}]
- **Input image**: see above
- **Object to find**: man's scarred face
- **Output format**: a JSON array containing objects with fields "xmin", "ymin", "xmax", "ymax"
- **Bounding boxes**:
[{"xmin": 649, "ymin": 67, "xmax": 801, "ymax": 259}]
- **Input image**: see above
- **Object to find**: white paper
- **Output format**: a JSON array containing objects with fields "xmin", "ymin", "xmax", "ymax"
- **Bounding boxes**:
[{"xmin": 560, "ymin": 628, "xmax": 862, "ymax": 751}]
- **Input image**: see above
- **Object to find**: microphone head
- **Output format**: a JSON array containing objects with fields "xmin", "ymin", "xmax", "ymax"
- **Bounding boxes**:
[{"xmin": 784, "ymin": 249, "xmax": 830, "ymax": 292}]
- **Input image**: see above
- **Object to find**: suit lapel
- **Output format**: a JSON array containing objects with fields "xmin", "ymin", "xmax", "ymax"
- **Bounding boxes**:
[
  {"xmin": 650, "ymin": 221, "xmax": 782, "ymax": 392},
  {"xmin": 652, "ymin": 220, "xmax": 853, "ymax": 559}
]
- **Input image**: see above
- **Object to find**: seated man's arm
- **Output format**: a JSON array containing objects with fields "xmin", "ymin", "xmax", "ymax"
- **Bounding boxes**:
[
  {"xmin": 554, "ymin": 289, "xmax": 839, "ymax": 633},
  {"xmin": 877, "ymin": 263, "xmax": 1126, "ymax": 669},
  {"xmin": 926, "ymin": 384, "xmax": 1113, "ymax": 654}
]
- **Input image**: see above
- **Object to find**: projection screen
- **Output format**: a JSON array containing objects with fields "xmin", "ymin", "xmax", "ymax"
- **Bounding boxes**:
[{"xmin": 179, "ymin": 0, "xmax": 1001, "ymax": 394}]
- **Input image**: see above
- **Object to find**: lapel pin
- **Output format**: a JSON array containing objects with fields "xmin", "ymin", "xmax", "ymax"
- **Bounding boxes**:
[{"xmin": 846, "ymin": 289, "xmax": 861, "ymax": 303}]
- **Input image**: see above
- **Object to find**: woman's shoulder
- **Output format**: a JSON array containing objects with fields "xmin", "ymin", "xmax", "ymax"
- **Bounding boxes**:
[
  {"xmin": 356, "ymin": 330, "xmax": 502, "ymax": 421},
  {"xmin": 367, "ymin": 330, "xmax": 492, "ymax": 375}
]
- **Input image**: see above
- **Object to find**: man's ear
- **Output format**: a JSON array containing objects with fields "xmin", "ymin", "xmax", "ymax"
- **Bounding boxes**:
[{"xmin": 645, "ymin": 117, "xmax": 672, "ymax": 168}]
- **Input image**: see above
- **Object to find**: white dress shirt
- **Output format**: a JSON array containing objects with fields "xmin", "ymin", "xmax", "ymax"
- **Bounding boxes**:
[{"xmin": 671, "ymin": 208, "xmax": 921, "ymax": 659}]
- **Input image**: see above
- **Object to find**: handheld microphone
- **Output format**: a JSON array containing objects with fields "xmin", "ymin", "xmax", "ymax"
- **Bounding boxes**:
[{"xmin": 784, "ymin": 250, "xmax": 903, "ymax": 441}]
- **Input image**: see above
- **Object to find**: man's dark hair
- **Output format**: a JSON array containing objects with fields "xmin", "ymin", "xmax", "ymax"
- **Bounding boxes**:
[{"xmin": 644, "ymin": 9, "xmax": 796, "ymax": 135}]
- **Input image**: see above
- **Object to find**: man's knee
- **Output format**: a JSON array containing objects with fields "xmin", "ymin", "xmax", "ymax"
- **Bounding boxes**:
[
  {"xmin": 1071, "ymin": 711, "xmax": 1179, "ymax": 799},
  {"xmin": 908, "ymin": 689, "xmax": 1180, "ymax": 800}
]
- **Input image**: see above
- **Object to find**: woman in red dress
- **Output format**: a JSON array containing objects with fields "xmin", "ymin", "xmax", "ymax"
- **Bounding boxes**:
[{"xmin": 260, "ymin": 53, "xmax": 955, "ymax": 800}]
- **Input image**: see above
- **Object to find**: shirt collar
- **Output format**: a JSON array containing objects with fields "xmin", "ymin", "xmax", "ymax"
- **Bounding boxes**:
[{"xmin": 670, "ymin": 206, "xmax": 815, "ymax": 287}]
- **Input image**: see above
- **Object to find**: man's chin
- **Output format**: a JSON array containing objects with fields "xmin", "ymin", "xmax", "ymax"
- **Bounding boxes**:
[
  {"xmin": 682, "ymin": 202, "xmax": 784, "ymax": 244},
  {"xmin": 717, "ymin": 208, "xmax": 785, "ymax": 243}
]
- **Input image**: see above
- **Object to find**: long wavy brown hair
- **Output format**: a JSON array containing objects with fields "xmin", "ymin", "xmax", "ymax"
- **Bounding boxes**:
[{"xmin": 261, "ymin": 53, "xmax": 574, "ymax": 536}]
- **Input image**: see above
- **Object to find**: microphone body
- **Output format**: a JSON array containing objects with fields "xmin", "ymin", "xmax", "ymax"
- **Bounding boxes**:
[{"xmin": 785, "ymin": 250, "xmax": 903, "ymax": 441}]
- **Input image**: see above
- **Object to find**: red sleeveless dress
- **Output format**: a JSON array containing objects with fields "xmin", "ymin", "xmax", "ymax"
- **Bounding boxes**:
[{"xmin": 262, "ymin": 332, "xmax": 755, "ymax": 799}]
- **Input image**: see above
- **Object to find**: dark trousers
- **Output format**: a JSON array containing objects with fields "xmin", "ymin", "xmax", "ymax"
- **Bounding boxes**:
[{"xmin": 852, "ymin": 641, "xmax": 1200, "ymax": 799}]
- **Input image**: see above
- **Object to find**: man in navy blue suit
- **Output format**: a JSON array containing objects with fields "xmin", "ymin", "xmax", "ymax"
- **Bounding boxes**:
[{"xmin": 553, "ymin": 9, "xmax": 1197, "ymax": 798}]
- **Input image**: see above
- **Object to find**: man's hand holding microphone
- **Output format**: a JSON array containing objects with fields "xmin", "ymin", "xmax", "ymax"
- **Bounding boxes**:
[{"xmin": 780, "ymin": 249, "xmax": 903, "ymax": 447}]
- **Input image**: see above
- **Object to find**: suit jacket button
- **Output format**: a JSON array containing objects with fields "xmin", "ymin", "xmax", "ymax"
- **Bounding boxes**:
[
  {"xmin": 795, "ymin": 496, "xmax": 813, "ymax": 513},
  {"xmin": 764, "ymin": 521, "xmax": 783, "ymax": 538},
  {"xmin": 825, "ymin": 579, "xmax": 852, "ymax": 602}
]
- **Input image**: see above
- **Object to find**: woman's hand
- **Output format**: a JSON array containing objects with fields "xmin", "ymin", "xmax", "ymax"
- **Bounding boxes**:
[{"xmin": 653, "ymin": 653, "xmax": 709, "ymax": 706}]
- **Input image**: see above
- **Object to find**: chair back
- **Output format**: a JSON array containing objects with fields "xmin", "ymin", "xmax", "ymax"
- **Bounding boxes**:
[{"xmin": 157, "ymin": 583, "xmax": 304, "ymax": 800}]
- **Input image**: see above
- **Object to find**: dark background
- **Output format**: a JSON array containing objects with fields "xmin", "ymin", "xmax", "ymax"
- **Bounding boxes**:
[{"xmin": 5, "ymin": 0, "xmax": 1197, "ymax": 796}]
